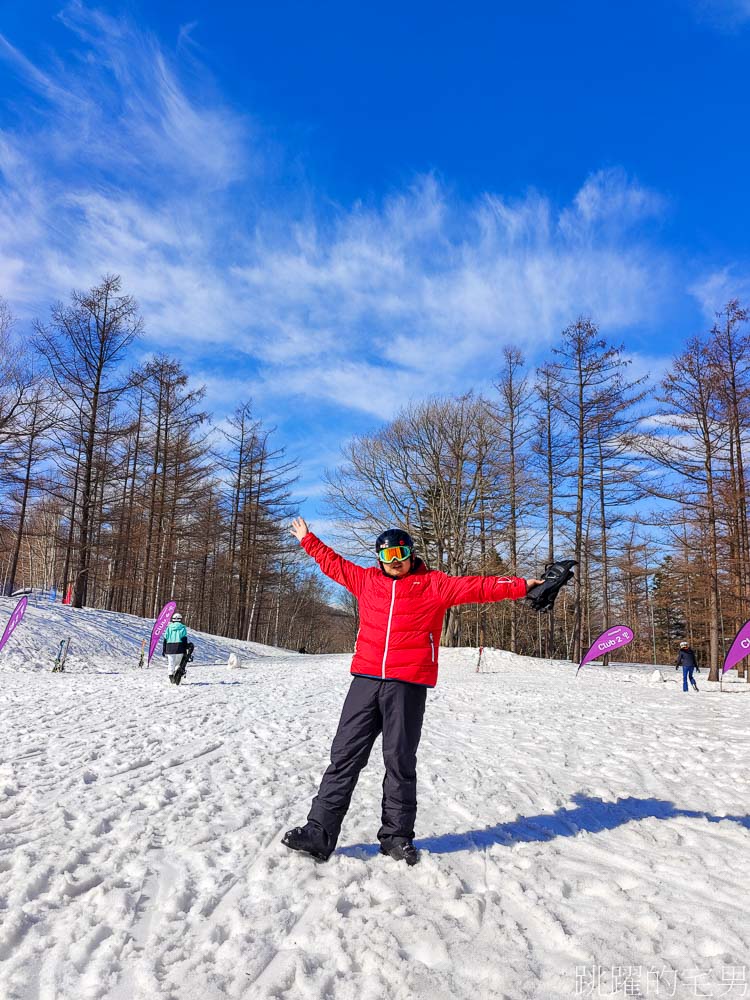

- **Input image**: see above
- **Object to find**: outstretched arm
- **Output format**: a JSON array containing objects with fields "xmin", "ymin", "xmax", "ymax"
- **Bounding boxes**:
[
  {"xmin": 291, "ymin": 518, "xmax": 367, "ymax": 596},
  {"xmin": 437, "ymin": 573, "xmax": 543, "ymax": 607}
]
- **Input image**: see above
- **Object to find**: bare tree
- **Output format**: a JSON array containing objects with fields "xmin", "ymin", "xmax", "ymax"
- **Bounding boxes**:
[
  {"xmin": 708, "ymin": 301, "xmax": 750, "ymax": 643},
  {"xmin": 495, "ymin": 348, "xmax": 534, "ymax": 651},
  {"xmin": 221, "ymin": 403, "xmax": 297, "ymax": 641},
  {"xmin": 326, "ymin": 394, "xmax": 507, "ymax": 645},
  {"xmin": 34, "ymin": 275, "xmax": 143, "ymax": 607},
  {"xmin": 0, "ymin": 299, "xmax": 34, "ymax": 454},
  {"xmin": 542, "ymin": 319, "xmax": 642, "ymax": 660},
  {"xmin": 4, "ymin": 381, "xmax": 55, "ymax": 594},
  {"xmin": 628, "ymin": 337, "xmax": 724, "ymax": 677},
  {"xmin": 532, "ymin": 364, "xmax": 572, "ymax": 656}
]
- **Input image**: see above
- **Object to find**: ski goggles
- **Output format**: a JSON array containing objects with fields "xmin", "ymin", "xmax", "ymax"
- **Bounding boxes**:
[{"xmin": 378, "ymin": 545, "xmax": 412, "ymax": 563}]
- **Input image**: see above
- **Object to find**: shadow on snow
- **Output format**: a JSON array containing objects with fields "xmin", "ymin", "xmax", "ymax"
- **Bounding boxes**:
[{"xmin": 338, "ymin": 792, "xmax": 750, "ymax": 858}]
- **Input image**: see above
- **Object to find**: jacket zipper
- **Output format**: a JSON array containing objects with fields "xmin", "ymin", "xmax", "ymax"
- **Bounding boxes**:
[
  {"xmin": 381, "ymin": 579, "xmax": 397, "ymax": 678},
  {"xmin": 429, "ymin": 632, "xmax": 435, "ymax": 663}
]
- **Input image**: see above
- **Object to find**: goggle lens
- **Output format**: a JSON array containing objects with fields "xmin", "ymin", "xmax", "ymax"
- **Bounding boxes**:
[{"xmin": 379, "ymin": 545, "xmax": 411, "ymax": 563}]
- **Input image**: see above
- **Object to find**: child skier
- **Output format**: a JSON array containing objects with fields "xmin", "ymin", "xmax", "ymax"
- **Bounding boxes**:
[
  {"xmin": 162, "ymin": 612, "xmax": 193, "ymax": 685},
  {"xmin": 282, "ymin": 518, "xmax": 543, "ymax": 866},
  {"xmin": 675, "ymin": 640, "xmax": 700, "ymax": 692}
]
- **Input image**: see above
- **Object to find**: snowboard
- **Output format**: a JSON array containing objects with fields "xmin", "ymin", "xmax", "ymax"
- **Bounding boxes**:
[
  {"xmin": 172, "ymin": 642, "xmax": 194, "ymax": 685},
  {"xmin": 52, "ymin": 637, "xmax": 70, "ymax": 672}
]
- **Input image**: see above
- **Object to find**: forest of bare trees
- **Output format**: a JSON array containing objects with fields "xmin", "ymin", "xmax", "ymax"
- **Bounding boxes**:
[
  {"xmin": 2, "ymin": 277, "xmax": 749, "ymax": 675},
  {"xmin": 0, "ymin": 277, "xmax": 353, "ymax": 654}
]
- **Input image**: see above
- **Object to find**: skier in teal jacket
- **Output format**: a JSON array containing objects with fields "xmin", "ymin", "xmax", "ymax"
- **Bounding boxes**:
[{"xmin": 162, "ymin": 612, "xmax": 189, "ymax": 683}]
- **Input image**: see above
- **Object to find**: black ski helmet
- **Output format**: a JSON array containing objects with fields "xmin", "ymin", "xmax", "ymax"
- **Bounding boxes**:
[{"xmin": 375, "ymin": 528, "xmax": 415, "ymax": 556}]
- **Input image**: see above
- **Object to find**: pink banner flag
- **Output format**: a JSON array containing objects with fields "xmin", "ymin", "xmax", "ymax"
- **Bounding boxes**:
[
  {"xmin": 722, "ymin": 619, "xmax": 750, "ymax": 674},
  {"xmin": 577, "ymin": 624, "xmax": 634, "ymax": 676},
  {"xmin": 0, "ymin": 597, "xmax": 28, "ymax": 655},
  {"xmin": 148, "ymin": 601, "xmax": 177, "ymax": 665}
]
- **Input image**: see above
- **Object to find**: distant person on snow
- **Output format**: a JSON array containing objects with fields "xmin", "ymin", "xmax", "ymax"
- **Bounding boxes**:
[
  {"xmin": 162, "ymin": 612, "xmax": 193, "ymax": 684},
  {"xmin": 675, "ymin": 640, "xmax": 699, "ymax": 693},
  {"xmin": 282, "ymin": 518, "xmax": 543, "ymax": 866}
]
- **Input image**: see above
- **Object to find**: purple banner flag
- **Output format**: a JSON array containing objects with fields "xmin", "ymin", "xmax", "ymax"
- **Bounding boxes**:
[
  {"xmin": 722, "ymin": 619, "xmax": 750, "ymax": 674},
  {"xmin": 0, "ymin": 597, "xmax": 28, "ymax": 655},
  {"xmin": 148, "ymin": 601, "xmax": 177, "ymax": 665},
  {"xmin": 577, "ymin": 624, "xmax": 634, "ymax": 676}
]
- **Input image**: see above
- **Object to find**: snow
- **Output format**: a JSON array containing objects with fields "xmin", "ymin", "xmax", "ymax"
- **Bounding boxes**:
[
  {"xmin": 1, "ymin": 600, "xmax": 749, "ymax": 1000},
  {"xmin": 0, "ymin": 597, "xmax": 293, "ymax": 672}
]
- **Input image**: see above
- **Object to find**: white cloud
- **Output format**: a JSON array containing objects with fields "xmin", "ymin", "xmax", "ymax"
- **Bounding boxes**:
[
  {"xmin": 0, "ymin": 33, "xmax": 85, "ymax": 112},
  {"xmin": 0, "ymin": 4, "xmax": 675, "ymax": 430},
  {"xmin": 2, "ymin": 3, "xmax": 247, "ymax": 190},
  {"xmin": 560, "ymin": 168, "xmax": 666, "ymax": 238},
  {"xmin": 689, "ymin": 268, "xmax": 750, "ymax": 319},
  {"xmin": 262, "ymin": 360, "xmax": 421, "ymax": 421},
  {"xmin": 623, "ymin": 351, "xmax": 673, "ymax": 387},
  {"xmin": 227, "ymin": 172, "xmax": 670, "ymax": 406}
]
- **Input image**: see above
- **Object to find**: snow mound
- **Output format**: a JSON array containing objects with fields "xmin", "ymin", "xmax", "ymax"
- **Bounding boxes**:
[{"xmin": 0, "ymin": 596, "xmax": 295, "ymax": 673}]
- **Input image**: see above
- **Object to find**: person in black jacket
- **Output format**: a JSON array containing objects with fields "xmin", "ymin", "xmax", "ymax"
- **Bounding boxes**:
[{"xmin": 675, "ymin": 641, "xmax": 699, "ymax": 692}]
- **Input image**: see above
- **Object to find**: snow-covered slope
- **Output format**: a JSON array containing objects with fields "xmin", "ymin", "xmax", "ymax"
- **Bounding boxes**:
[
  {"xmin": 1, "ymin": 606, "xmax": 748, "ymax": 1000},
  {"xmin": 0, "ymin": 595, "xmax": 295, "ymax": 673}
]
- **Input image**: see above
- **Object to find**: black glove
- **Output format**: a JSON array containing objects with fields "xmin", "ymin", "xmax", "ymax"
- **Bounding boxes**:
[{"xmin": 526, "ymin": 560, "xmax": 577, "ymax": 613}]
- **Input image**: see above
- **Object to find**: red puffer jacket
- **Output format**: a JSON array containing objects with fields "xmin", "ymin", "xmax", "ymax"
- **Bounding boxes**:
[{"xmin": 301, "ymin": 533, "xmax": 528, "ymax": 687}]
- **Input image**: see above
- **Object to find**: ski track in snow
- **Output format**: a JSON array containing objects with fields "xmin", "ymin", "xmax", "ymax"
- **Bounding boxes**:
[{"xmin": 1, "ymin": 599, "xmax": 749, "ymax": 999}]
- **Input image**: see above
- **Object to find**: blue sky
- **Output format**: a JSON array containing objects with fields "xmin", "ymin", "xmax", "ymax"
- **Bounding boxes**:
[{"xmin": 1, "ymin": 1, "xmax": 749, "ymax": 524}]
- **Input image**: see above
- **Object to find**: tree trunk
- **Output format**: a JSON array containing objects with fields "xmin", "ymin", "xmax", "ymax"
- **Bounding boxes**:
[{"xmin": 7, "ymin": 414, "xmax": 40, "ymax": 594}]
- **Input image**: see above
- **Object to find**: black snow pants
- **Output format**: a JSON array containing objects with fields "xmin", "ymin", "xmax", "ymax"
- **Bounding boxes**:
[{"xmin": 307, "ymin": 675, "xmax": 427, "ymax": 847}]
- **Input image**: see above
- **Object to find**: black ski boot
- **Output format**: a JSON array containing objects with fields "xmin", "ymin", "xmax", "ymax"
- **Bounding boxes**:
[
  {"xmin": 168, "ymin": 673, "xmax": 175, "ymax": 684},
  {"xmin": 379, "ymin": 836, "xmax": 420, "ymax": 866},
  {"xmin": 526, "ymin": 559, "xmax": 577, "ymax": 612},
  {"xmin": 281, "ymin": 823, "xmax": 333, "ymax": 862}
]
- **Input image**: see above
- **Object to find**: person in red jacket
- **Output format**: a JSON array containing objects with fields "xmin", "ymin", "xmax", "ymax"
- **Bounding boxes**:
[{"xmin": 282, "ymin": 518, "xmax": 543, "ymax": 866}]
